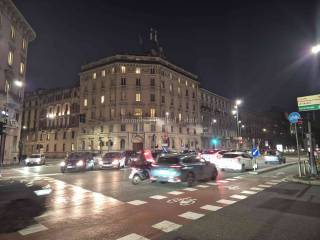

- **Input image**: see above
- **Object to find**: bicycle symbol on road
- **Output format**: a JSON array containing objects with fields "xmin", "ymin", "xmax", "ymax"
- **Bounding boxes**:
[{"xmin": 167, "ymin": 197, "xmax": 197, "ymax": 206}]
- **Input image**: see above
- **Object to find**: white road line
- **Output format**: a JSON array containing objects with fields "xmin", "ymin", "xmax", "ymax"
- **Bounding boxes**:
[
  {"xmin": 167, "ymin": 191, "xmax": 184, "ymax": 195},
  {"xmin": 149, "ymin": 195, "xmax": 168, "ymax": 200},
  {"xmin": 127, "ymin": 200, "xmax": 147, "ymax": 205},
  {"xmin": 179, "ymin": 211, "xmax": 205, "ymax": 220},
  {"xmin": 233, "ymin": 176, "xmax": 243, "ymax": 179},
  {"xmin": 265, "ymin": 182, "xmax": 278, "ymax": 185},
  {"xmin": 18, "ymin": 223, "xmax": 48, "ymax": 236},
  {"xmin": 250, "ymin": 187, "xmax": 264, "ymax": 191},
  {"xmin": 200, "ymin": 205, "xmax": 223, "ymax": 211},
  {"xmin": 117, "ymin": 233, "xmax": 150, "ymax": 240},
  {"xmin": 207, "ymin": 182, "xmax": 219, "ymax": 185},
  {"xmin": 152, "ymin": 220, "xmax": 182, "ymax": 233},
  {"xmin": 183, "ymin": 188, "xmax": 198, "ymax": 191},
  {"xmin": 226, "ymin": 178, "xmax": 237, "ymax": 181},
  {"xmin": 197, "ymin": 185, "xmax": 209, "ymax": 188},
  {"xmin": 241, "ymin": 190, "xmax": 257, "ymax": 195},
  {"xmin": 270, "ymin": 179, "xmax": 282, "ymax": 183},
  {"xmin": 258, "ymin": 184, "xmax": 272, "ymax": 188},
  {"xmin": 217, "ymin": 180, "xmax": 229, "ymax": 183},
  {"xmin": 276, "ymin": 172, "xmax": 285, "ymax": 175},
  {"xmin": 217, "ymin": 199, "xmax": 237, "ymax": 205},
  {"xmin": 230, "ymin": 194, "xmax": 247, "ymax": 200}
]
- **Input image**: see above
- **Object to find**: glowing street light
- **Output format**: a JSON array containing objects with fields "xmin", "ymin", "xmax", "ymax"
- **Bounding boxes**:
[
  {"xmin": 262, "ymin": 128, "xmax": 267, "ymax": 132},
  {"xmin": 235, "ymin": 99, "xmax": 242, "ymax": 106},
  {"xmin": 311, "ymin": 44, "xmax": 320, "ymax": 55},
  {"xmin": 232, "ymin": 110, "xmax": 237, "ymax": 115},
  {"xmin": 14, "ymin": 80, "xmax": 23, "ymax": 87},
  {"xmin": 213, "ymin": 119, "xmax": 217, "ymax": 123}
]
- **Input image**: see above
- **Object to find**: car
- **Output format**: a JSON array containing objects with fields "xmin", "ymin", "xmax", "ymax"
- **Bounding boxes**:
[
  {"xmin": 60, "ymin": 152, "xmax": 100, "ymax": 172},
  {"xmin": 25, "ymin": 154, "xmax": 46, "ymax": 166},
  {"xmin": 219, "ymin": 152, "xmax": 253, "ymax": 172},
  {"xmin": 150, "ymin": 154, "xmax": 218, "ymax": 186},
  {"xmin": 98, "ymin": 151, "xmax": 127, "ymax": 169},
  {"xmin": 264, "ymin": 150, "xmax": 286, "ymax": 164},
  {"xmin": 201, "ymin": 149, "xmax": 229, "ymax": 165}
]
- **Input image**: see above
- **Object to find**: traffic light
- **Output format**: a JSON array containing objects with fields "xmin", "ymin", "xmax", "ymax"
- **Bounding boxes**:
[
  {"xmin": 0, "ymin": 123, "xmax": 6, "ymax": 135},
  {"xmin": 211, "ymin": 138, "xmax": 219, "ymax": 146}
]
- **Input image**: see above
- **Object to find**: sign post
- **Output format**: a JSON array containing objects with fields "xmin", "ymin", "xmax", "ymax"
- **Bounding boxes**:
[
  {"xmin": 251, "ymin": 147, "xmax": 260, "ymax": 171},
  {"xmin": 288, "ymin": 112, "xmax": 302, "ymax": 177}
]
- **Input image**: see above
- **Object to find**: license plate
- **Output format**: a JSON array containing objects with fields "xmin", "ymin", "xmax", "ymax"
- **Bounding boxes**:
[{"xmin": 67, "ymin": 165, "xmax": 74, "ymax": 169}]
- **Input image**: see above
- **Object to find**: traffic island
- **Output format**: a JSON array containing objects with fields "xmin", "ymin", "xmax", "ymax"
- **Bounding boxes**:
[
  {"xmin": 249, "ymin": 162, "xmax": 297, "ymax": 175},
  {"xmin": 286, "ymin": 175, "xmax": 320, "ymax": 186}
]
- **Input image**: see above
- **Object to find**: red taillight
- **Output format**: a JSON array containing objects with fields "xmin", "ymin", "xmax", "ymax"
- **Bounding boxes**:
[{"xmin": 170, "ymin": 164, "xmax": 182, "ymax": 169}]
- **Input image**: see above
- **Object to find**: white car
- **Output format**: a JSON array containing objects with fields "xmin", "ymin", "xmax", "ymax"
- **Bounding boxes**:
[
  {"xmin": 219, "ymin": 152, "xmax": 253, "ymax": 172},
  {"xmin": 201, "ymin": 149, "xmax": 229, "ymax": 165},
  {"xmin": 25, "ymin": 154, "xmax": 46, "ymax": 166}
]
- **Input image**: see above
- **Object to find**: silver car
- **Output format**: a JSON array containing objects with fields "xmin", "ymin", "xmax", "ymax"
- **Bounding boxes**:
[{"xmin": 25, "ymin": 154, "xmax": 46, "ymax": 166}]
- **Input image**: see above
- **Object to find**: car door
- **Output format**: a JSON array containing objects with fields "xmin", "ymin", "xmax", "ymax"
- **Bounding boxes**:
[
  {"xmin": 241, "ymin": 154, "xmax": 252, "ymax": 169},
  {"xmin": 190, "ymin": 156, "xmax": 205, "ymax": 180}
]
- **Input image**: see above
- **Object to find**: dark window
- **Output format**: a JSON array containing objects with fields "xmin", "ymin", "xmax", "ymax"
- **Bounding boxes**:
[
  {"xmin": 71, "ymin": 131, "xmax": 75, "ymax": 139},
  {"xmin": 161, "ymin": 96, "xmax": 165, "ymax": 103},
  {"xmin": 186, "ymin": 90, "xmax": 189, "ymax": 96},
  {"xmin": 151, "ymin": 124, "xmax": 156, "ymax": 132},
  {"xmin": 136, "ymin": 78, "xmax": 141, "ymax": 86},
  {"xmin": 120, "ymin": 124, "xmax": 126, "ymax": 132},
  {"xmin": 150, "ymin": 94, "xmax": 155, "ymax": 102},
  {"xmin": 121, "ymin": 77, "xmax": 126, "ymax": 86},
  {"xmin": 63, "ymin": 131, "xmax": 66, "ymax": 139},
  {"xmin": 54, "ymin": 144, "xmax": 57, "ymax": 152},
  {"xmin": 161, "ymin": 81, "xmax": 165, "ymax": 88},
  {"xmin": 150, "ymin": 68, "xmax": 155, "ymax": 74},
  {"xmin": 54, "ymin": 132, "xmax": 58, "ymax": 140},
  {"xmin": 62, "ymin": 144, "xmax": 65, "ymax": 152},
  {"xmin": 150, "ymin": 78, "xmax": 155, "ymax": 86}
]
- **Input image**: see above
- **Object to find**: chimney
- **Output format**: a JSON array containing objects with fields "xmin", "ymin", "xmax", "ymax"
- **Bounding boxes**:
[
  {"xmin": 154, "ymin": 30, "xmax": 158, "ymax": 42},
  {"xmin": 150, "ymin": 28, "xmax": 153, "ymax": 40}
]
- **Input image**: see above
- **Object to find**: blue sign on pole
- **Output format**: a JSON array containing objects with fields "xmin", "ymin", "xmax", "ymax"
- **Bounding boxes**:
[
  {"xmin": 251, "ymin": 148, "xmax": 260, "ymax": 158},
  {"xmin": 288, "ymin": 112, "xmax": 301, "ymax": 124}
]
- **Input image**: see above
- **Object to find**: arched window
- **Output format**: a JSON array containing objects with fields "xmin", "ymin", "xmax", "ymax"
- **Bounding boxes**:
[{"xmin": 120, "ymin": 139, "xmax": 125, "ymax": 150}]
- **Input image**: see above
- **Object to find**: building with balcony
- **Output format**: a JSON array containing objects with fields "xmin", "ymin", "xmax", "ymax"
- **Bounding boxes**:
[{"xmin": 0, "ymin": 0, "xmax": 36, "ymax": 164}]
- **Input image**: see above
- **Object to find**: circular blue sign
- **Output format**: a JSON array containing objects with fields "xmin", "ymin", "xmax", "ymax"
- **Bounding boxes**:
[
  {"xmin": 288, "ymin": 112, "xmax": 301, "ymax": 124},
  {"xmin": 251, "ymin": 148, "xmax": 260, "ymax": 158}
]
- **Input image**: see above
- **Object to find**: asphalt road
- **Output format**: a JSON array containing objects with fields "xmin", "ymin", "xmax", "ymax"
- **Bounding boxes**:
[{"xmin": 0, "ymin": 158, "xmax": 319, "ymax": 240}]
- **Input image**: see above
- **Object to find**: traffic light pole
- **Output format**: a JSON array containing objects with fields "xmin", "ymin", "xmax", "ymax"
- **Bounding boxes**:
[
  {"xmin": 0, "ymin": 132, "xmax": 6, "ymax": 166},
  {"xmin": 307, "ymin": 120, "xmax": 318, "ymax": 176},
  {"xmin": 294, "ymin": 123, "xmax": 302, "ymax": 177}
]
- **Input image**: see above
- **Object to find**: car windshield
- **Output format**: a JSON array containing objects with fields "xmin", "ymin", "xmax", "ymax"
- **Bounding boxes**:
[
  {"xmin": 157, "ymin": 156, "xmax": 180, "ymax": 165},
  {"xmin": 222, "ymin": 153, "xmax": 241, "ymax": 158},
  {"xmin": 104, "ymin": 152, "xmax": 121, "ymax": 158},
  {"xmin": 30, "ymin": 154, "xmax": 41, "ymax": 158}
]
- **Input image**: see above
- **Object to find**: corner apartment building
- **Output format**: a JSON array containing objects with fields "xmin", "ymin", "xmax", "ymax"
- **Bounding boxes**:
[
  {"xmin": 0, "ymin": 0, "xmax": 36, "ymax": 164},
  {"xmin": 21, "ymin": 87, "xmax": 80, "ymax": 158}
]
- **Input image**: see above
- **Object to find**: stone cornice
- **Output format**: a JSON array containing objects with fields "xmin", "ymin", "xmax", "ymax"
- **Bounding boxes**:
[{"xmin": 0, "ymin": 0, "xmax": 36, "ymax": 41}]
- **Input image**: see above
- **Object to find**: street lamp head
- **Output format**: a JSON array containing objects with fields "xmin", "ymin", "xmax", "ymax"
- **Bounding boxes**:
[
  {"xmin": 238, "ymin": 120, "xmax": 242, "ymax": 124},
  {"xmin": 14, "ymin": 80, "xmax": 23, "ymax": 88},
  {"xmin": 236, "ymin": 99, "xmax": 242, "ymax": 106},
  {"xmin": 311, "ymin": 44, "xmax": 320, "ymax": 55},
  {"xmin": 213, "ymin": 119, "xmax": 217, "ymax": 123},
  {"xmin": 22, "ymin": 125, "xmax": 27, "ymax": 130},
  {"xmin": 232, "ymin": 110, "xmax": 237, "ymax": 115},
  {"xmin": 262, "ymin": 128, "xmax": 267, "ymax": 132},
  {"xmin": 241, "ymin": 124, "xmax": 245, "ymax": 128}
]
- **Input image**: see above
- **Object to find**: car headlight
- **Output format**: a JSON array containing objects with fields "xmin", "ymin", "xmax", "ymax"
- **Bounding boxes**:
[
  {"xmin": 36, "ymin": 158, "xmax": 41, "ymax": 162},
  {"xmin": 99, "ymin": 160, "xmax": 103, "ymax": 165},
  {"xmin": 25, "ymin": 159, "xmax": 30, "ymax": 163},
  {"xmin": 76, "ymin": 160, "xmax": 84, "ymax": 167},
  {"xmin": 60, "ymin": 162, "xmax": 66, "ymax": 167},
  {"xmin": 112, "ymin": 159, "xmax": 119, "ymax": 164}
]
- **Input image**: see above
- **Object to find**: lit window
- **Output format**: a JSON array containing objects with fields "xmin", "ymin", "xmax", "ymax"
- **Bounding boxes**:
[
  {"xmin": 101, "ymin": 95, "xmax": 105, "ymax": 104},
  {"xmin": 178, "ymin": 78, "xmax": 181, "ymax": 84},
  {"xmin": 92, "ymin": 72, "xmax": 96, "ymax": 79},
  {"xmin": 8, "ymin": 51, "xmax": 13, "ymax": 66},
  {"xmin": 170, "ymin": 73, "xmax": 172, "ymax": 79},
  {"xmin": 136, "ymin": 93, "xmax": 141, "ymax": 102},
  {"xmin": 10, "ymin": 25, "xmax": 15, "ymax": 40},
  {"xmin": 179, "ymin": 113, "xmax": 182, "ymax": 121},
  {"xmin": 121, "ymin": 66, "xmax": 126, "ymax": 73},
  {"xmin": 185, "ymin": 80, "xmax": 188, "ymax": 86},
  {"xmin": 84, "ymin": 98, "xmax": 88, "ymax": 107},
  {"xmin": 178, "ymin": 87, "xmax": 181, "ymax": 94},
  {"xmin": 192, "ymin": 83, "xmax": 195, "ymax": 88},
  {"xmin": 120, "ymin": 108, "xmax": 126, "ymax": 116},
  {"xmin": 22, "ymin": 38, "xmax": 27, "ymax": 50},
  {"xmin": 150, "ymin": 108, "xmax": 156, "ymax": 118},
  {"xmin": 20, "ymin": 62, "xmax": 25, "ymax": 75},
  {"xmin": 169, "ymin": 84, "xmax": 172, "ymax": 92},
  {"xmin": 102, "ymin": 70, "xmax": 106, "ymax": 77},
  {"xmin": 111, "ymin": 67, "xmax": 115, "ymax": 74},
  {"xmin": 71, "ymin": 143, "xmax": 75, "ymax": 151},
  {"xmin": 134, "ymin": 108, "xmax": 142, "ymax": 117},
  {"xmin": 135, "ymin": 67, "xmax": 141, "ymax": 74}
]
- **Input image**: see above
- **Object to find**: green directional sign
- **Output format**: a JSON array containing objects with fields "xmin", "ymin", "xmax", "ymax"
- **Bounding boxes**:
[{"xmin": 297, "ymin": 94, "xmax": 320, "ymax": 112}]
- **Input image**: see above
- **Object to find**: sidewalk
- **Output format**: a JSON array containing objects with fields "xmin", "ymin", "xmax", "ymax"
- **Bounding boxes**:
[
  {"xmin": 0, "ymin": 158, "xmax": 62, "ymax": 169},
  {"xmin": 287, "ymin": 175, "xmax": 320, "ymax": 186}
]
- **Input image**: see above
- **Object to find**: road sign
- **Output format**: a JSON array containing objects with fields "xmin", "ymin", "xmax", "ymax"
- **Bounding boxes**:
[
  {"xmin": 297, "ymin": 94, "xmax": 320, "ymax": 111},
  {"xmin": 251, "ymin": 148, "xmax": 260, "ymax": 158},
  {"xmin": 288, "ymin": 112, "xmax": 301, "ymax": 124}
]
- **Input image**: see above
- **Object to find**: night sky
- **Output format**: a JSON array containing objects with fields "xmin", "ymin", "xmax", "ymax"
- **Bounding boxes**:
[{"xmin": 14, "ymin": 0, "xmax": 320, "ymax": 111}]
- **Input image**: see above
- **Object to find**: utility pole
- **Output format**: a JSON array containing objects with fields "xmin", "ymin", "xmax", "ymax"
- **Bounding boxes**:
[
  {"xmin": 307, "ymin": 120, "xmax": 318, "ymax": 175},
  {"xmin": 294, "ymin": 123, "xmax": 302, "ymax": 177}
]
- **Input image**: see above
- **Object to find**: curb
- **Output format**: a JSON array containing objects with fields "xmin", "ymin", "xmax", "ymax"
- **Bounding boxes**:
[
  {"xmin": 249, "ymin": 162, "xmax": 297, "ymax": 175},
  {"xmin": 286, "ymin": 176, "xmax": 320, "ymax": 186}
]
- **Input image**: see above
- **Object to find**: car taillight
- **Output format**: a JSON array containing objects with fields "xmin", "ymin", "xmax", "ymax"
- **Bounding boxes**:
[{"xmin": 170, "ymin": 164, "xmax": 182, "ymax": 169}]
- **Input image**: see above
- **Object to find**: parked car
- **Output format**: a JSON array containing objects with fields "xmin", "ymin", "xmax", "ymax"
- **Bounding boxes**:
[
  {"xmin": 25, "ymin": 154, "xmax": 46, "ymax": 166},
  {"xmin": 60, "ymin": 152, "xmax": 100, "ymax": 172},
  {"xmin": 219, "ymin": 152, "xmax": 253, "ymax": 172},
  {"xmin": 150, "ymin": 154, "xmax": 218, "ymax": 186},
  {"xmin": 264, "ymin": 150, "xmax": 286, "ymax": 164},
  {"xmin": 99, "ymin": 151, "xmax": 127, "ymax": 169}
]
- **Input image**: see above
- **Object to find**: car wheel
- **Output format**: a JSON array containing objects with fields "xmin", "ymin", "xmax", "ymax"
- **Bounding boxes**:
[
  {"xmin": 211, "ymin": 168, "xmax": 218, "ymax": 180},
  {"xmin": 132, "ymin": 174, "xmax": 141, "ymax": 185},
  {"xmin": 187, "ymin": 172, "xmax": 195, "ymax": 187}
]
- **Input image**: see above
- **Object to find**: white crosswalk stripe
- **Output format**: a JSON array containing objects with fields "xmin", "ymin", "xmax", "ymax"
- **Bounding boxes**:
[
  {"xmin": 127, "ymin": 200, "xmax": 147, "ymax": 205},
  {"xmin": 200, "ymin": 205, "xmax": 223, "ymax": 211},
  {"xmin": 230, "ymin": 194, "xmax": 247, "ymax": 200},
  {"xmin": 183, "ymin": 187, "xmax": 198, "ymax": 191},
  {"xmin": 167, "ymin": 191, "xmax": 184, "ymax": 195},
  {"xmin": 18, "ymin": 224, "xmax": 48, "ymax": 236},
  {"xmin": 241, "ymin": 190, "xmax": 257, "ymax": 195},
  {"xmin": 265, "ymin": 182, "xmax": 278, "ymax": 185},
  {"xmin": 149, "ymin": 195, "xmax": 168, "ymax": 200},
  {"xmin": 217, "ymin": 199, "xmax": 237, "ymax": 205},
  {"xmin": 152, "ymin": 220, "xmax": 182, "ymax": 233},
  {"xmin": 197, "ymin": 185, "xmax": 209, "ymax": 188},
  {"xmin": 233, "ymin": 176, "xmax": 243, "ymax": 179},
  {"xmin": 179, "ymin": 211, "xmax": 205, "ymax": 220},
  {"xmin": 117, "ymin": 233, "xmax": 150, "ymax": 240},
  {"xmin": 250, "ymin": 187, "xmax": 264, "ymax": 191},
  {"xmin": 226, "ymin": 178, "xmax": 237, "ymax": 181},
  {"xmin": 217, "ymin": 180, "xmax": 229, "ymax": 183},
  {"xmin": 258, "ymin": 184, "xmax": 272, "ymax": 188},
  {"xmin": 207, "ymin": 182, "xmax": 219, "ymax": 185}
]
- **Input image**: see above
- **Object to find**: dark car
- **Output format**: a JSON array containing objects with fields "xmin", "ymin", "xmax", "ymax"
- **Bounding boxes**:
[
  {"xmin": 98, "ymin": 151, "xmax": 127, "ymax": 169},
  {"xmin": 151, "ymin": 154, "xmax": 218, "ymax": 186},
  {"xmin": 60, "ymin": 152, "xmax": 100, "ymax": 173}
]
